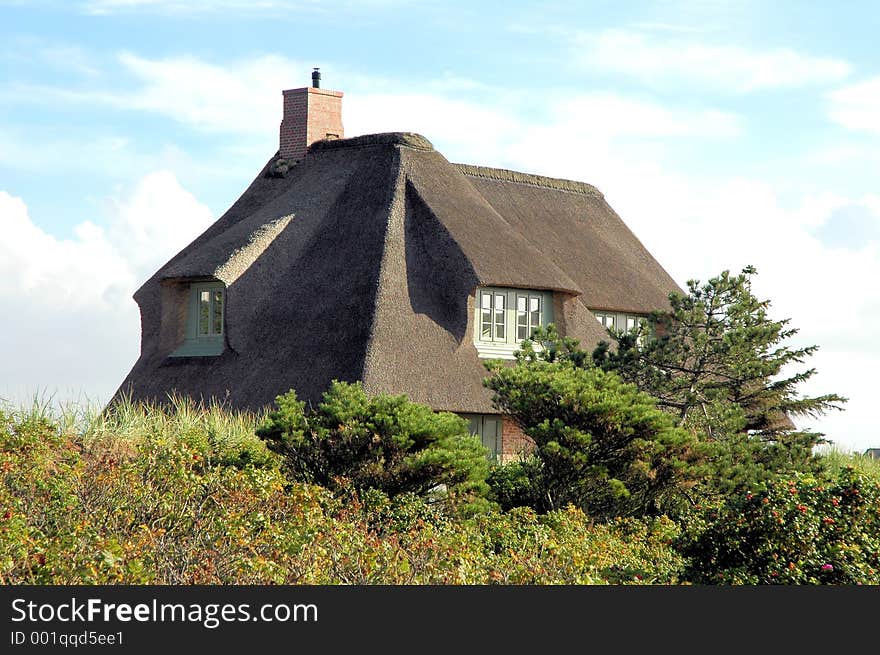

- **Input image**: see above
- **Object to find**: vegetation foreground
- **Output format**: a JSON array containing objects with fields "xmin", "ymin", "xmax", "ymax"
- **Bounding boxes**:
[
  {"xmin": 3, "ymin": 268, "xmax": 878, "ymax": 585},
  {"xmin": 1, "ymin": 397, "xmax": 687, "ymax": 585},
  {"xmin": 1, "ymin": 394, "xmax": 878, "ymax": 585}
]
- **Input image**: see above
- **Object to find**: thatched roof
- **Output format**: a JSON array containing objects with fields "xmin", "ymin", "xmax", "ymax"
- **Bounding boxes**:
[{"xmin": 116, "ymin": 132, "xmax": 681, "ymax": 413}]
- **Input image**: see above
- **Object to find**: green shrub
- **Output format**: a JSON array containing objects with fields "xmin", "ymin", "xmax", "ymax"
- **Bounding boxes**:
[
  {"xmin": 677, "ymin": 466, "xmax": 880, "ymax": 584},
  {"xmin": 486, "ymin": 457, "xmax": 542, "ymax": 511},
  {"xmin": 0, "ymin": 399, "xmax": 686, "ymax": 584},
  {"xmin": 256, "ymin": 381, "xmax": 491, "ymax": 513},
  {"xmin": 484, "ymin": 361, "xmax": 702, "ymax": 519}
]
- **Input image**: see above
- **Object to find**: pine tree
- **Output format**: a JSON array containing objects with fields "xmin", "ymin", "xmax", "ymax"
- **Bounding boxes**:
[
  {"xmin": 592, "ymin": 266, "xmax": 846, "ymax": 492},
  {"xmin": 484, "ymin": 359, "xmax": 703, "ymax": 518},
  {"xmin": 256, "ymin": 381, "xmax": 491, "ymax": 511}
]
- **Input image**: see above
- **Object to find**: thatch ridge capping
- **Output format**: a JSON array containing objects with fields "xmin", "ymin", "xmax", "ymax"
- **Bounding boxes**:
[
  {"xmin": 454, "ymin": 163, "xmax": 604, "ymax": 199},
  {"xmin": 310, "ymin": 132, "xmax": 434, "ymax": 152}
]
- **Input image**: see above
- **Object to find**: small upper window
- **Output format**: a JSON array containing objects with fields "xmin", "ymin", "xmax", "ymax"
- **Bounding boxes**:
[
  {"xmin": 171, "ymin": 281, "xmax": 225, "ymax": 357},
  {"xmin": 475, "ymin": 287, "xmax": 553, "ymax": 359},
  {"xmin": 594, "ymin": 311, "xmax": 646, "ymax": 342}
]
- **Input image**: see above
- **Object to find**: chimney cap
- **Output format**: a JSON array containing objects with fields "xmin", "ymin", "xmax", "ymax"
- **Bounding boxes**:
[{"xmin": 311, "ymin": 67, "xmax": 321, "ymax": 88}]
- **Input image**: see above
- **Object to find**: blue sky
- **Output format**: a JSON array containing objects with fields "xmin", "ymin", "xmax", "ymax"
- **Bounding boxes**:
[{"xmin": 2, "ymin": 0, "xmax": 878, "ymax": 452}]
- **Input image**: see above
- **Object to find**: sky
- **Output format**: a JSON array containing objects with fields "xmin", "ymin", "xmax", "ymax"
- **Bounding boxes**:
[{"xmin": 1, "ymin": 0, "xmax": 878, "ymax": 453}]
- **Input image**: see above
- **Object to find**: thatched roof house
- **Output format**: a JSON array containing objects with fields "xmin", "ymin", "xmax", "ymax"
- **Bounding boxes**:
[{"xmin": 115, "ymin": 73, "xmax": 682, "ymax": 460}]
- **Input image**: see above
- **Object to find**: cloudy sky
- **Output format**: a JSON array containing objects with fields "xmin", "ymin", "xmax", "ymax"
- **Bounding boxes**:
[{"xmin": 1, "ymin": 0, "xmax": 878, "ymax": 453}]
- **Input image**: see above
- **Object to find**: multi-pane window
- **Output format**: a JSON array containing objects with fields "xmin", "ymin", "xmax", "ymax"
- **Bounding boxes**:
[
  {"xmin": 480, "ymin": 291, "xmax": 507, "ymax": 342},
  {"xmin": 197, "ymin": 287, "xmax": 224, "ymax": 337},
  {"xmin": 595, "ymin": 312, "xmax": 616, "ymax": 330},
  {"xmin": 171, "ymin": 281, "xmax": 226, "ymax": 357},
  {"xmin": 475, "ymin": 287, "xmax": 553, "ymax": 359},
  {"xmin": 594, "ymin": 311, "xmax": 646, "ymax": 341},
  {"xmin": 516, "ymin": 293, "xmax": 543, "ymax": 341}
]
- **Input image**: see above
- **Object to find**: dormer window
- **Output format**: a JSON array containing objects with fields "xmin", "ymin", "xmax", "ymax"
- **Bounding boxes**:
[
  {"xmin": 171, "ymin": 281, "xmax": 226, "ymax": 357},
  {"xmin": 475, "ymin": 287, "xmax": 553, "ymax": 359},
  {"xmin": 595, "ymin": 312, "xmax": 616, "ymax": 330}
]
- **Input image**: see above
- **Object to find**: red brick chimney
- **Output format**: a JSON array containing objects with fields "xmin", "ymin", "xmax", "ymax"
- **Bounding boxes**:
[{"xmin": 279, "ymin": 69, "xmax": 344, "ymax": 162}]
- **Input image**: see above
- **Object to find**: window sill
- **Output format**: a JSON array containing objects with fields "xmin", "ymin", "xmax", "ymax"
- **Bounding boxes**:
[
  {"xmin": 474, "ymin": 341, "xmax": 518, "ymax": 360},
  {"xmin": 475, "ymin": 340, "xmax": 549, "ymax": 360},
  {"xmin": 170, "ymin": 337, "xmax": 224, "ymax": 357}
]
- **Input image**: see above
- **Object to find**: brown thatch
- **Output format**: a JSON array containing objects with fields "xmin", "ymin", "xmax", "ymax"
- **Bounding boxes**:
[{"xmin": 115, "ymin": 132, "xmax": 682, "ymax": 413}]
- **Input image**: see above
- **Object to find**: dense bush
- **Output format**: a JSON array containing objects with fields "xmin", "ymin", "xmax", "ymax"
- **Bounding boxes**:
[
  {"xmin": 677, "ymin": 466, "xmax": 880, "ymax": 584},
  {"xmin": 3, "ymin": 398, "xmax": 874, "ymax": 585},
  {"xmin": 484, "ymin": 361, "xmax": 703, "ymax": 519},
  {"xmin": 486, "ymin": 457, "xmax": 544, "ymax": 511},
  {"xmin": 1, "ymin": 401, "xmax": 684, "ymax": 584},
  {"xmin": 256, "ymin": 382, "xmax": 491, "ymax": 513}
]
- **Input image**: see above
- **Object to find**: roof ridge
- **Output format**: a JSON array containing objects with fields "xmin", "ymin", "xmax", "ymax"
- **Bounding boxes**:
[
  {"xmin": 310, "ymin": 132, "xmax": 434, "ymax": 153},
  {"xmin": 454, "ymin": 163, "xmax": 603, "ymax": 199}
]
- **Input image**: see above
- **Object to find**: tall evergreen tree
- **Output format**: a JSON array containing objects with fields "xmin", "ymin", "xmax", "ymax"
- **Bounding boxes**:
[{"xmin": 591, "ymin": 266, "xmax": 846, "ymax": 492}]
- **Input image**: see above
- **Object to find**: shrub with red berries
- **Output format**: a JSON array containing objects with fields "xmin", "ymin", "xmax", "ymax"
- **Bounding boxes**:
[{"xmin": 677, "ymin": 466, "xmax": 880, "ymax": 584}]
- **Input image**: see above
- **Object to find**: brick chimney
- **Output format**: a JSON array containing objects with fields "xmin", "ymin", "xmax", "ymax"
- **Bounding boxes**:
[{"xmin": 279, "ymin": 69, "xmax": 344, "ymax": 162}]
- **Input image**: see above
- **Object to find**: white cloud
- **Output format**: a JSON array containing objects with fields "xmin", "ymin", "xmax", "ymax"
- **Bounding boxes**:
[
  {"xmin": 574, "ymin": 29, "xmax": 851, "ymax": 93},
  {"xmin": 116, "ymin": 52, "xmax": 298, "ymax": 136},
  {"xmin": 0, "ymin": 174, "xmax": 213, "ymax": 405},
  {"xmin": 6, "ymin": 52, "xmax": 740, "ymax": 162},
  {"xmin": 0, "ymin": 53, "xmax": 302, "ymax": 142},
  {"xmin": 346, "ymin": 92, "xmax": 522, "ymax": 164},
  {"xmin": 346, "ymin": 90, "xmax": 741, "ymax": 170},
  {"xmin": 546, "ymin": 94, "xmax": 742, "ymax": 138},
  {"xmin": 105, "ymin": 170, "xmax": 215, "ymax": 275},
  {"xmin": 828, "ymin": 77, "xmax": 880, "ymax": 134}
]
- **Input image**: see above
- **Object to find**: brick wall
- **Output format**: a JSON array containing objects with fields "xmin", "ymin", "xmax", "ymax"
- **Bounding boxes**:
[
  {"xmin": 500, "ymin": 416, "xmax": 535, "ymax": 464},
  {"xmin": 279, "ymin": 87, "xmax": 344, "ymax": 162}
]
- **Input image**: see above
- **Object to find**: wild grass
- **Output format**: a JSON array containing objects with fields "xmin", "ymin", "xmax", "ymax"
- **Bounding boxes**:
[
  {"xmin": 2, "ymin": 394, "xmax": 876, "ymax": 585},
  {"xmin": 0, "ymin": 395, "xmax": 682, "ymax": 585},
  {"xmin": 1, "ymin": 392, "xmax": 274, "ymax": 469},
  {"xmin": 83, "ymin": 394, "xmax": 273, "ymax": 468},
  {"xmin": 817, "ymin": 445, "xmax": 880, "ymax": 480}
]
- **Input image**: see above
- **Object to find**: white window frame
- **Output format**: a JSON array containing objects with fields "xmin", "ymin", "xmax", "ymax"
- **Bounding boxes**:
[
  {"xmin": 460, "ymin": 413, "xmax": 503, "ymax": 461},
  {"xmin": 170, "ymin": 281, "xmax": 226, "ymax": 357},
  {"xmin": 593, "ymin": 310, "xmax": 646, "ymax": 343},
  {"xmin": 474, "ymin": 287, "xmax": 553, "ymax": 359},
  {"xmin": 594, "ymin": 311, "xmax": 616, "ymax": 330}
]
